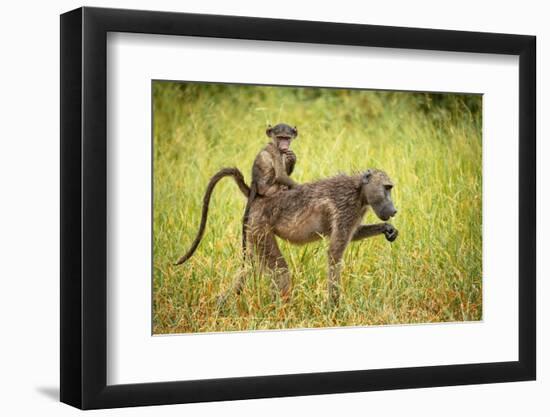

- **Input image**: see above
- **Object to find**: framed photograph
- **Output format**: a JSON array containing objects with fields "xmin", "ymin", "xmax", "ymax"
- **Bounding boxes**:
[{"xmin": 60, "ymin": 6, "xmax": 536, "ymax": 409}]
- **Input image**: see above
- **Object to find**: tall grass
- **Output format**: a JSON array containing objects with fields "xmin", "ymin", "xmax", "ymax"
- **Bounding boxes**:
[{"xmin": 153, "ymin": 81, "xmax": 482, "ymax": 334}]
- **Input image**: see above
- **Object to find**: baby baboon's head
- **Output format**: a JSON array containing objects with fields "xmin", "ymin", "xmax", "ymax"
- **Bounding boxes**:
[
  {"xmin": 266, "ymin": 123, "xmax": 298, "ymax": 153},
  {"xmin": 361, "ymin": 169, "xmax": 397, "ymax": 221}
]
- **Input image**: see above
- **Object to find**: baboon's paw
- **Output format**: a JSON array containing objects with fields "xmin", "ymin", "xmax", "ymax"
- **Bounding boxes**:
[{"xmin": 384, "ymin": 224, "xmax": 399, "ymax": 242}]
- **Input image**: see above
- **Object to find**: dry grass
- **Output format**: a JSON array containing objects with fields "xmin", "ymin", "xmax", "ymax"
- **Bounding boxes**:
[{"xmin": 152, "ymin": 82, "xmax": 482, "ymax": 334}]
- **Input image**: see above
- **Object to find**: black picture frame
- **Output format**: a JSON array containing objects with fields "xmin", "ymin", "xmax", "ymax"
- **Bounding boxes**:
[{"xmin": 60, "ymin": 6, "xmax": 536, "ymax": 410}]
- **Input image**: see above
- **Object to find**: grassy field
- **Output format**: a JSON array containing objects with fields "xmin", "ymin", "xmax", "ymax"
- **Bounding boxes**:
[{"xmin": 152, "ymin": 81, "xmax": 482, "ymax": 334}]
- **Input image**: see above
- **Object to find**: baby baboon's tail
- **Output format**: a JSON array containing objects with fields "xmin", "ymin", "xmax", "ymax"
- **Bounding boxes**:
[{"xmin": 174, "ymin": 168, "xmax": 250, "ymax": 265}]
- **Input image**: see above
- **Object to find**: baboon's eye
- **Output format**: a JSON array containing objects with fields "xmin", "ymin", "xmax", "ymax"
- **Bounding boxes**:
[{"xmin": 384, "ymin": 184, "xmax": 393, "ymax": 191}]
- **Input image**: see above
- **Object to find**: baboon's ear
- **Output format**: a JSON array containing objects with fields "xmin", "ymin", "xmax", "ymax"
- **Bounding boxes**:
[
  {"xmin": 362, "ymin": 169, "xmax": 373, "ymax": 184},
  {"xmin": 293, "ymin": 126, "xmax": 298, "ymax": 137},
  {"xmin": 266, "ymin": 125, "xmax": 273, "ymax": 137}
]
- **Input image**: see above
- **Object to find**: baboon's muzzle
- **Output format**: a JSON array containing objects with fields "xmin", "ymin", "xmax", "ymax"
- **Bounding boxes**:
[
  {"xmin": 277, "ymin": 137, "xmax": 290, "ymax": 152},
  {"xmin": 379, "ymin": 206, "xmax": 397, "ymax": 221}
]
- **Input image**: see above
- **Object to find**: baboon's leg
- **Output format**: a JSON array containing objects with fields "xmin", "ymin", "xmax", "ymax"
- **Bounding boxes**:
[
  {"xmin": 352, "ymin": 223, "xmax": 398, "ymax": 242},
  {"xmin": 216, "ymin": 267, "xmax": 247, "ymax": 308},
  {"xmin": 216, "ymin": 224, "xmax": 253, "ymax": 307},
  {"xmin": 327, "ymin": 227, "xmax": 353, "ymax": 305},
  {"xmin": 232, "ymin": 268, "xmax": 248, "ymax": 295},
  {"xmin": 253, "ymin": 228, "xmax": 291, "ymax": 298}
]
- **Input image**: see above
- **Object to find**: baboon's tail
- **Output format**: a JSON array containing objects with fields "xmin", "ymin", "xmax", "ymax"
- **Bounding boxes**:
[{"xmin": 174, "ymin": 168, "xmax": 250, "ymax": 265}]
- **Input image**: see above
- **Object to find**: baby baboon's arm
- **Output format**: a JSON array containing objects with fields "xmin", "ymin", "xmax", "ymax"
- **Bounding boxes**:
[
  {"xmin": 284, "ymin": 150, "xmax": 297, "ymax": 175},
  {"xmin": 273, "ymin": 151, "xmax": 297, "ymax": 189},
  {"xmin": 352, "ymin": 223, "xmax": 398, "ymax": 242}
]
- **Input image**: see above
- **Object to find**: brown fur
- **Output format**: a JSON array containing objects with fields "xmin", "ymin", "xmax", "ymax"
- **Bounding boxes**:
[{"xmin": 232, "ymin": 169, "xmax": 398, "ymax": 304}]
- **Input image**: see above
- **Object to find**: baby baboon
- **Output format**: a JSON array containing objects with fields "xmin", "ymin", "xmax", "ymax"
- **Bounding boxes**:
[
  {"xmin": 242, "ymin": 123, "xmax": 299, "ymax": 256},
  {"xmin": 241, "ymin": 169, "xmax": 398, "ymax": 303}
]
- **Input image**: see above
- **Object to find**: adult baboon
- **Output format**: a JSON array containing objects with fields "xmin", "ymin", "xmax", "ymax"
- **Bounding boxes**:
[
  {"xmin": 174, "ymin": 166, "xmax": 398, "ymax": 303},
  {"xmin": 237, "ymin": 169, "xmax": 398, "ymax": 303}
]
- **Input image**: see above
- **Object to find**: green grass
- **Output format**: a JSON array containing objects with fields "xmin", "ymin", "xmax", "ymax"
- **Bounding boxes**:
[{"xmin": 152, "ymin": 81, "xmax": 482, "ymax": 334}]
